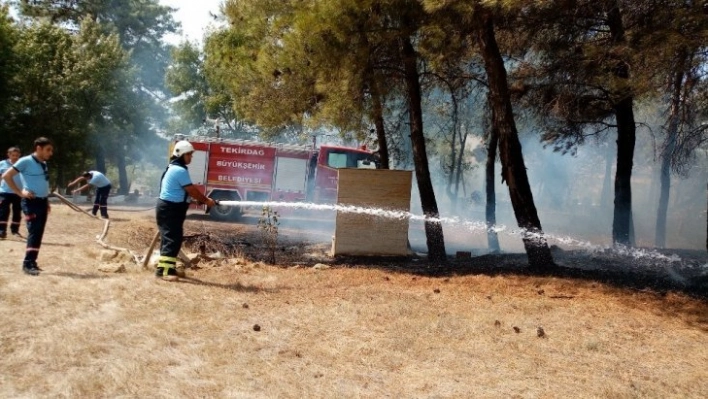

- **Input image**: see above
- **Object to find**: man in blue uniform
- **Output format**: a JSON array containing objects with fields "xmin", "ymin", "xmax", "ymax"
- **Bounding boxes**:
[
  {"xmin": 1, "ymin": 137, "xmax": 53, "ymax": 276},
  {"xmin": 68, "ymin": 170, "xmax": 112, "ymax": 219},
  {"xmin": 156, "ymin": 140, "xmax": 216, "ymax": 281},
  {"xmin": 0, "ymin": 147, "xmax": 23, "ymax": 239}
]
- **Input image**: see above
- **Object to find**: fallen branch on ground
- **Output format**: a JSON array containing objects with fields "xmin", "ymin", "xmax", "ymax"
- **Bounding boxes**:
[{"xmin": 95, "ymin": 219, "xmax": 130, "ymax": 253}]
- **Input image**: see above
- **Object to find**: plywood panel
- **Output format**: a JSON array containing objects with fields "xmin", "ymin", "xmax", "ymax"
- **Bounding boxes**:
[{"xmin": 332, "ymin": 169, "xmax": 412, "ymax": 256}]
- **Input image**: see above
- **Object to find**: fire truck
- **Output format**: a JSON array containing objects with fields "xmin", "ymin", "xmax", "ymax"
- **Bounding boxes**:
[{"xmin": 169, "ymin": 134, "xmax": 377, "ymax": 220}]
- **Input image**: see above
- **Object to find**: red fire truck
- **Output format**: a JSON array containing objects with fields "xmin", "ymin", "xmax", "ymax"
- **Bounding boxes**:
[{"xmin": 170, "ymin": 135, "xmax": 376, "ymax": 220}]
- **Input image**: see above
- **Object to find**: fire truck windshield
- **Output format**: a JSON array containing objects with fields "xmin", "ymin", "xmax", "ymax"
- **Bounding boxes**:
[{"xmin": 325, "ymin": 149, "xmax": 374, "ymax": 169}]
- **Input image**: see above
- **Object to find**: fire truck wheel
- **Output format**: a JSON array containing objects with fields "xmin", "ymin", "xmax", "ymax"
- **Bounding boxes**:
[{"xmin": 210, "ymin": 199, "xmax": 242, "ymax": 221}]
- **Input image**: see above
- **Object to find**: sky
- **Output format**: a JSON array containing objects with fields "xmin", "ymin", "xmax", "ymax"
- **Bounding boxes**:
[{"xmin": 159, "ymin": 0, "xmax": 225, "ymax": 45}]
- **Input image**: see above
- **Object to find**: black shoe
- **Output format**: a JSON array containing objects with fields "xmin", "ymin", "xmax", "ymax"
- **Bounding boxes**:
[
  {"xmin": 11, "ymin": 232, "xmax": 22, "ymax": 238},
  {"xmin": 22, "ymin": 264, "xmax": 40, "ymax": 276},
  {"xmin": 155, "ymin": 266, "xmax": 178, "ymax": 281}
]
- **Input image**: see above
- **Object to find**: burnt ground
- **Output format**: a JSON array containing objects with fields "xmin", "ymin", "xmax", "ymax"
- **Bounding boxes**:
[
  {"xmin": 316, "ymin": 249, "xmax": 708, "ymax": 300},
  {"xmin": 181, "ymin": 212, "xmax": 708, "ymax": 301}
]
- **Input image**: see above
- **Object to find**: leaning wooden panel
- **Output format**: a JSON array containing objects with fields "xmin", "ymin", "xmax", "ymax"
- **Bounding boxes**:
[{"xmin": 332, "ymin": 169, "xmax": 412, "ymax": 256}]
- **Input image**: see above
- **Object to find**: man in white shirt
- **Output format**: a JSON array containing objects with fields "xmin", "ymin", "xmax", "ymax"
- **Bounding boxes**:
[{"xmin": 68, "ymin": 170, "xmax": 112, "ymax": 219}]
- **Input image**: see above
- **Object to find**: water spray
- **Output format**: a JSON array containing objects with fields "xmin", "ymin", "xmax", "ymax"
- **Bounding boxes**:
[{"xmin": 214, "ymin": 200, "xmax": 683, "ymax": 264}]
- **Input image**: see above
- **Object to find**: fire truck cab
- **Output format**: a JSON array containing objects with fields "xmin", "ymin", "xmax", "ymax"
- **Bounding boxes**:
[{"xmin": 169, "ymin": 135, "xmax": 376, "ymax": 220}]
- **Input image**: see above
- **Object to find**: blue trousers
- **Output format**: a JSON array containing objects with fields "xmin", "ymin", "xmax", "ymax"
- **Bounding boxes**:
[{"xmin": 21, "ymin": 198, "xmax": 48, "ymax": 266}]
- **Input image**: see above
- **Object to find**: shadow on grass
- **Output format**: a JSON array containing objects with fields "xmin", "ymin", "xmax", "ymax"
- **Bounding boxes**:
[
  {"xmin": 49, "ymin": 271, "xmax": 275, "ymax": 294},
  {"xmin": 41, "ymin": 242, "xmax": 74, "ymax": 247},
  {"xmin": 0, "ymin": 238, "xmax": 73, "ymax": 247},
  {"xmin": 50, "ymin": 271, "xmax": 112, "ymax": 279},
  {"xmin": 177, "ymin": 276, "xmax": 271, "ymax": 293},
  {"xmin": 103, "ymin": 217, "xmax": 131, "ymax": 222}
]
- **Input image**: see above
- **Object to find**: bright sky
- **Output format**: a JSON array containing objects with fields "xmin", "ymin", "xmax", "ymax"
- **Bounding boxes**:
[{"xmin": 160, "ymin": 0, "xmax": 225, "ymax": 45}]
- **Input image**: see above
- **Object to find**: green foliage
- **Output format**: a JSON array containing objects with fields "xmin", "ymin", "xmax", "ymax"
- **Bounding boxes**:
[
  {"xmin": 257, "ymin": 206, "xmax": 280, "ymax": 264},
  {"xmin": 0, "ymin": 6, "xmax": 18, "ymax": 151},
  {"xmin": 6, "ymin": 16, "xmax": 138, "ymax": 181},
  {"xmin": 10, "ymin": 22, "xmax": 88, "ymax": 176},
  {"xmin": 164, "ymin": 39, "xmax": 246, "ymax": 138},
  {"xmin": 165, "ymin": 41, "xmax": 209, "ymax": 132},
  {"xmin": 15, "ymin": 0, "xmax": 178, "ymax": 189},
  {"xmin": 510, "ymin": 1, "xmax": 708, "ymax": 150}
]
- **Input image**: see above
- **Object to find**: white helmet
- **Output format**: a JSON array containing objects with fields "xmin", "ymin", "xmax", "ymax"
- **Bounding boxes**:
[{"xmin": 172, "ymin": 140, "xmax": 195, "ymax": 157}]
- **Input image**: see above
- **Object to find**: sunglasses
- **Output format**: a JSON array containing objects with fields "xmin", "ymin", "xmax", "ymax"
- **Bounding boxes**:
[
  {"xmin": 31, "ymin": 155, "xmax": 49, "ymax": 181},
  {"xmin": 40, "ymin": 161, "xmax": 48, "ymax": 181}
]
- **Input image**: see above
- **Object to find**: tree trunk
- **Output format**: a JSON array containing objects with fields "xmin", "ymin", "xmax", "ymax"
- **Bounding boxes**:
[
  {"xmin": 629, "ymin": 210, "xmax": 636, "ymax": 247},
  {"xmin": 400, "ymin": 34, "xmax": 447, "ymax": 262},
  {"xmin": 117, "ymin": 153, "xmax": 129, "ymax": 195},
  {"xmin": 656, "ymin": 58, "xmax": 686, "ymax": 248},
  {"xmin": 474, "ymin": 7, "xmax": 553, "ymax": 268},
  {"xmin": 360, "ymin": 26, "xmax": 389, "ymax": 171},
  {"xmin": 447, "ymin": 132, "xmax": 457, "ymax": 211},
  {"xmin": 454, "ymin": 122, "xmax": 469, "ymax": 202},
  {"xmin": 612, "ymin": 97, "xmax": 636, "ymax": 246},
  {"xmin": 446, "ymin": 95, "xmax": 459, "ymax": 212},
  {"xmin": 608, "ymin": 5, "xmax": 636, "ymax": 246},
  {"xmin": 370, "ymin": 80, "xmax": 390, "ymax": 170},
  {"xmin": 655, "ymin": 108, "xmax": 678, "ymax": 248},
  {"xmin": 601, "ymin": 143, "xmax": 613, "ymax": 208},
  {"xmin": 56, "ymin": 164, "xmax": 64, "ymax": 193},
  {"xmin": 94, "ymin": 145, "xmax": 107, "ymax": 174},
  {"xmin": 485, "ymin": 117, "xmax": 501, "ymax": 254}
]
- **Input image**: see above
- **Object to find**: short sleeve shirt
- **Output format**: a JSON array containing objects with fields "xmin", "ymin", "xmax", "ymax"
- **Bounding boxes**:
[
  {"xmin": 0, "ymin": 159, "xmax": 23, "ymax": 194},
  {"xmin": 13, "ymin": 155, "xmax": 50, "ymax": 198},
  {"xmin": 88, "ymin": 171, "xmax": 111, "ymax": 188},
  {"xmin": 159, "ymin": 164, "xmax": 192, "ymax": 203}
]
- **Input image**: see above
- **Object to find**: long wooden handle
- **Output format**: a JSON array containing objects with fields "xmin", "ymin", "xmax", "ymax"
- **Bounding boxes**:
[
  {"xmin": 142, "ymin": 231, "xmax": 160, "ymax": 270},
  {"xmin": 52, "ymin": 191, "xmax": 98, "ymax": 218}
]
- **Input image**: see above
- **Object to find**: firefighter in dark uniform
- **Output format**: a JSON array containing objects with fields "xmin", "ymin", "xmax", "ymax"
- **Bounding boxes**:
[{"xmin": 156, "ymin": 140, "xmax": 216, "ymax": 281}]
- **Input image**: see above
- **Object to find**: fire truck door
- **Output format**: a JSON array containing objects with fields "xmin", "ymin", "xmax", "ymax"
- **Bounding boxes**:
[
  {"xmin": 188, "ymin": 149, "xmax": 208, "ymax": 186},
  {"xmin": 274, "ymin": 157, "xmax": 307, "ymax": 193}
]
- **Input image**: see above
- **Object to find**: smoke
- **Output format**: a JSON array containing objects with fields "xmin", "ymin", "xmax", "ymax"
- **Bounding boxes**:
[{"xmin": 417, "ymin": 126, "xmax": 707, "ymax": 254}]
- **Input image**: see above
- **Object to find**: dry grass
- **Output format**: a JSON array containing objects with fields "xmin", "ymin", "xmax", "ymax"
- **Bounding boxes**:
[{"xmin": 0, "ymin": 204, "xmax": 706, "ymax": 398}]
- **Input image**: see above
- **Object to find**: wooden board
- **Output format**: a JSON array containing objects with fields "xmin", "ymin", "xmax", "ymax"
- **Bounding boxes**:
[{"xmin": 332, "ymin": 169, "xmax": 412, "ymax": 256}]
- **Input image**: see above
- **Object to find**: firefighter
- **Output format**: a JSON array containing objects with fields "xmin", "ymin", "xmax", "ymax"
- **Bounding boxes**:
[
  {"xmin": 67, "ymin": 170, "xmax": 112, "ymax": 219},
  {"xmin": 155, "ymin": 140, "xmax": 216, "ymax": 281},
  {"xmin": 0, "ymin": 146, "xmax": 23, "ymax": 239},
  {"xmin": 1, "ymin": 137, "xmax": 53, "ymax": 276}
]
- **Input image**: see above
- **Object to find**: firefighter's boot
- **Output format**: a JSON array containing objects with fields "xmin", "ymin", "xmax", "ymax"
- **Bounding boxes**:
[{"xmin": 156, "ymin": 256, "xmax": 179, "ymax": 282}]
